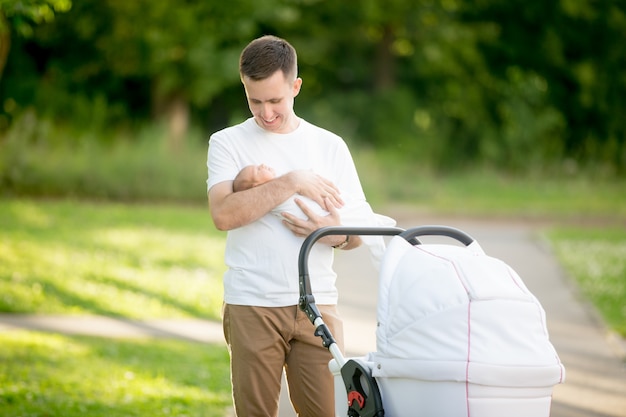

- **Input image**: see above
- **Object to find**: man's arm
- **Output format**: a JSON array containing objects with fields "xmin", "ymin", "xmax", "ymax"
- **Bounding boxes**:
[{"xmin": 209, "ymin": 170, "xmax": 344, "ymax": 231}]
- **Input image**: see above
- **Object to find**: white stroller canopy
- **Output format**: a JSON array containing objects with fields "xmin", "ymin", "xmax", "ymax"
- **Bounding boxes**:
[{"xmin": 370, "ymin": 236, "xmax": 565, "ymax": 388}]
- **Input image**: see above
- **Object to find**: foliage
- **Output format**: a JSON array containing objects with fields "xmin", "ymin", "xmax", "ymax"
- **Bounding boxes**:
[
  {"xmin": 0, "ymin": 331, "xmax": 231, "ymax": 416},
  {"xmin": 460, "ymin": 0, "xmax": 626, "ymax": 173},
  {"xmin": 0, "ymin": 0, "xmax": 288, "ymax": 128},
  {"xmin": 1, "ymin": 0, "xmax": 624, "ymax": 174},
  {"xmin": 0, "ymin": 199, "xmax": 225, "ymax": 319},
  {"xmin": 0, "ymin": 0, "xmax": 71, "ymax": 35},
  {"xmin": 0, "ymin": 0, "xmax": 71, "ymax": 85},
  {"xmin": 547, "ymin": 228, "xmax": 626, "ymax": 337}
]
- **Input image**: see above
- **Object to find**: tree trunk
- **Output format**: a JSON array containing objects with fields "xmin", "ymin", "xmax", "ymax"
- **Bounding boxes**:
[
  {"xmin": 166, "ymin": 95, "xmax": 189, "ymax": 153},
  {"xmin": 0, "ymin": 13, "xmax": 11, "ymax": 83},
  {"xmin": 374, "ymin": 25, "xmax": 395, "ymax": 92},
  {"xmin": 152, "ymin": 81, "xmax": 190, "ymax": 153}
]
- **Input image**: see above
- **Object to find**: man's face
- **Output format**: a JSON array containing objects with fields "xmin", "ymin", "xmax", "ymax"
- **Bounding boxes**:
[{"xmin": 242, "ymin": 70, "xmax": 302, "ymax": 134}]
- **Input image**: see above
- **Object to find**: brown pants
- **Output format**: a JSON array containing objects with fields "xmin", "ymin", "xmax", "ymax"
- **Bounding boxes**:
[{"xmin": 223, "ymin": 304, "xmax": 344, "ymax": 417}]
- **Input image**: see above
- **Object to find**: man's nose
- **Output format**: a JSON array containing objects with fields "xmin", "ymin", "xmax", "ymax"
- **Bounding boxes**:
[{"xmin": 261, "ymin": 103, "xmax": 273, "ymax": 118}]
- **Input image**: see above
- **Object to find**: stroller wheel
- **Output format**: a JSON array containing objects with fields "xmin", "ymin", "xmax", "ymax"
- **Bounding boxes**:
[{"xmin": 341, "ymin": 359, "xmax": 384, "ymax": 417}]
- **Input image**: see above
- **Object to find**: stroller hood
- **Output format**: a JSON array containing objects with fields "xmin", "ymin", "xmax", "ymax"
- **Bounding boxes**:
[{"xmin": 369, "ymin": 236, "xmax": 565, "ymax": 388}]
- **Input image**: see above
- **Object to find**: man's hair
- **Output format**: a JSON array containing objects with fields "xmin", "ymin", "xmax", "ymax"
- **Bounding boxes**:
[{"xmin": 239, "ymin": 35, "xmax": 298, "ymax": 81}]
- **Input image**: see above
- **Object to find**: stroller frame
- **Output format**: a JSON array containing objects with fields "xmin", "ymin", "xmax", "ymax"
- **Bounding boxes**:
[{"xmin": 298, "ymin": 225, "xmax": 476, "ymax": 417}]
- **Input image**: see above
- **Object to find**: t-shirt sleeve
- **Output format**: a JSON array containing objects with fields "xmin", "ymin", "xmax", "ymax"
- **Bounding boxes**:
[
  {"xmin": 206, "ymin": 133, "xmax": 239, "ymax": 192},
  {"xmin": 335, "ymin": 140, "xmax": 366, "ymax": 202}
]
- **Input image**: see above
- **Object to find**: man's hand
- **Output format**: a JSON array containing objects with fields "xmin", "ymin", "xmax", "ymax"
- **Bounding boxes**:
[
  {"xmin": 287, "ymin": 170, "xmax": 344, "ymax": 209},
  {"xmin": 282, "ymin": 197, "xmax": 360, "ymax": 248}
]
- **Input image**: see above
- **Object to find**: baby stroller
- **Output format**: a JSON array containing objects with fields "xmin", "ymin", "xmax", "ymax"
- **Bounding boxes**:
[{"xmin": 298, "ymin": 225, "xmax": 565, "ymax": 417}]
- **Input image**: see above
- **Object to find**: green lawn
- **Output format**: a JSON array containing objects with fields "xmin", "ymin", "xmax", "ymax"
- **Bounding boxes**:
[
  {"xmin": 0, "ymin": 199, "xmax": 231, "ymax": 416},
  {"xmin": 546, "ymin": 227, "xmax": 626, "ymax": 337},
  {"xmin": 356, "ymin": 151, "xmax": 626, "ymax": 221},
  {"xmin": 0, "ymin": 331, "xmax": 231, "ymax": 417},
  {"xmin": 0, "ymin": 199, "xmax": 225, "ymax": 319}
]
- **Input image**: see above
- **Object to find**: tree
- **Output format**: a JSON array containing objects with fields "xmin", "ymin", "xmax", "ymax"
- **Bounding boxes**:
[
  {"xmin": 459, "ymin": 0, "xmax": 626, "ymax": 172},
  {"xmin": 12, "ymin": 0, "xmax": 300, "ymax": 149},
  {"xmin": 0, "ymin": 0, "xmax": 71, "ymax": 81},
  {"xmin": 2, "ymin": 0, "xmax": 625, "ymax": 174}
]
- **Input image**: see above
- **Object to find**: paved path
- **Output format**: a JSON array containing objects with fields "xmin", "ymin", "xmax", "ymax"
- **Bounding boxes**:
[{"xmin": 1, "ymin": 214, "xmax": 625, "ymax": 417}]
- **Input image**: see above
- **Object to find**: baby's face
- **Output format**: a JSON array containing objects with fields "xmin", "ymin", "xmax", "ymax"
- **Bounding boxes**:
[{"xmin": 251, "ymin": 164, "xmax": 276, "ymax": 185}]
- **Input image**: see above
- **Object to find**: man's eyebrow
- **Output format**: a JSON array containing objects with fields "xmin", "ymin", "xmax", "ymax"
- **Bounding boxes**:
[{"xmin": 248, "ymin": 97, "xmax": 282, "ymax": 103}]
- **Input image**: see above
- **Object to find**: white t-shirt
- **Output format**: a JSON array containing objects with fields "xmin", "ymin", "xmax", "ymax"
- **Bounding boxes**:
[{"xmin": 207, "ymin": 117, "xmax": 373, "ymax": 307}]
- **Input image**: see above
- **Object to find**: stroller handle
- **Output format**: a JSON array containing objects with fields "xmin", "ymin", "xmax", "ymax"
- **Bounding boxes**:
[
  {"xmin": 399, "ymin": 224, "xmax": 475, "ymax": 246},
  {"xmin": 298, "ymin": 226, "xmax": 405, "ymax": 327},
  {"xmin": 298, "ymin": 225, "xmax": 475, "ymax": 326}
]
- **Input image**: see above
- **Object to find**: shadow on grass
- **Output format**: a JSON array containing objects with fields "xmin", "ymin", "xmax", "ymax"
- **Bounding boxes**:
[
  {"xmin": 0, "ymin": 199, "xmax": 224, "ymax": 320},
  {"xmin": 1, "ymin": 271, "xmax": 215, "ymax": 320}
]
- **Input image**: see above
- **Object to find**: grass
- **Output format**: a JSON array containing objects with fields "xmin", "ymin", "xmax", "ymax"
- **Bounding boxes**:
[
  {"xmin": 0, "ymin": 199, "xmax": 225, "ymax": 319},
  {"xmin": 0, "ymin": 331, "xmax": 231, "ymax": 417},
  {"xmin": 354, "ymin": 148, "xmax": 626, "ymax": 221},
  {"xmin": 0, "ymin": 198, "xmax": 232, "ymax": 416},
  {"xmin": 546, "ymin": 227, "xmax": 626, "ymax": 337}
]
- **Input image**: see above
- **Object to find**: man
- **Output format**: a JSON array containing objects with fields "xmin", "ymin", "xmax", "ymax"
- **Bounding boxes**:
[{"xmin": 207, "ymin": 35, "xmax": 370, "ymax": 417}]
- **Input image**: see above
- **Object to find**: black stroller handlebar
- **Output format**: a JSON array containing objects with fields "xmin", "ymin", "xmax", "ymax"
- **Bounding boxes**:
[
  {"xmin": 298, "ymin": 225, "xmax": 475, "ymax": 326},
  {"xmin": 399, "ymin": 224, "xmax": 475, "ymax": 246},
  {"xmin": 298, "ymin": 226, "xmax": 405, "ymax": 326}
]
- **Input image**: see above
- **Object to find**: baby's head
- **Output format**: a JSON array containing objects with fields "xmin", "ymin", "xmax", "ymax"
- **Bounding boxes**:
[{"xmin": 233, "ymin": 164, "xmax": 276, "ymax": 192}]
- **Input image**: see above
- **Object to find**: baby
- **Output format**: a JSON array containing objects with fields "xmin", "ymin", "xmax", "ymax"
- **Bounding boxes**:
[
  {"xmin": 233, "ymin": 164, "xmax": 396, "ymax": 269},
  {"xmin": 232, "ymin": 164, "xmax": 276, "ymax": 192},
  {"xmin": 233, "ymin": 164, "xmax": 329, "ymax": 220}
]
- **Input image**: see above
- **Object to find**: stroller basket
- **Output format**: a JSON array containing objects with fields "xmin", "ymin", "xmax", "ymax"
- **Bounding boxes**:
[{"xmin": 298, "ymin": 225, "xmax": 565, "ymax": 417}]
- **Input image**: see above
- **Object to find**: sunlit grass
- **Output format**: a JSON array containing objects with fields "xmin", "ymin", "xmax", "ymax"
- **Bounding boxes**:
[
  {"xmin": 0, "ymin": 330, "xmax": 231, "ymax": 416},
  {"xmin": 0, "ymin": 199, "xmax": 225, "ymax": 319},
  {"xmin": 547, "ymin": 228, "xmax": 626, "ymax": 337}
]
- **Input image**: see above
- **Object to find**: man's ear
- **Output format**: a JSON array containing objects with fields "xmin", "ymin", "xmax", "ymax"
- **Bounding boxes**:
[{"xmin": 292, "ymin": 77, "xmax": 303, "ymax": 97}]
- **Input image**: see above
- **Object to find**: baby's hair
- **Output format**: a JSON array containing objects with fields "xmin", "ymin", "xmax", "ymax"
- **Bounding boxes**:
[{"xmin": 233, "ymin": 165, "xmax": 256, "ymax": 192}]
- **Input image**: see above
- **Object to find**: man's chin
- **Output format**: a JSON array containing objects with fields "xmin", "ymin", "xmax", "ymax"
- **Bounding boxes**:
[
  {"xmin": 256, "ymin": 117, "xmax": 283, "ymax": 132},
  {"xmin": 264, "ymin": 122, "xmax": 281, "ymax": 131}
]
